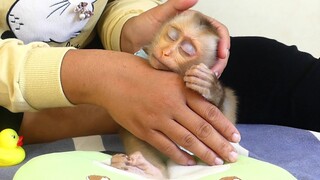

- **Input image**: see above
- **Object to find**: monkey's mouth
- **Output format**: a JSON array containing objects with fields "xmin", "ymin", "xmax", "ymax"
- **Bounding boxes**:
[{"xmin": 150, "ymin": 54, "xmax": 170, "ymax": 71}]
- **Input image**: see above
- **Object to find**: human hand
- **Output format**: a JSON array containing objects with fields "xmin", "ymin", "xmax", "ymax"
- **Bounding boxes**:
[
  {"xmin": 201, "ymin": 12, "xmax": 231, "ymax": 78},
  {"xmin": 121, "ymin": 0, "xmax": 230, "ymax": 77},
  {"xmin": 102, "ymin": 58, "xmax": 240, "ymax": 166},
  {"xmin": 61, "ymin": 50, "xmax": 240, "ymax": 165},
  {"xmin": 120, "ymin": 0, "xmax": 199, "ymax": 53}
]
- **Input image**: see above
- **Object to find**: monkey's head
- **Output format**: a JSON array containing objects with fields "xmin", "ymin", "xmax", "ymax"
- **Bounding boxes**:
[{"xmin": 147, "ymin": 11, "xmax": 219, "ymax": 75}]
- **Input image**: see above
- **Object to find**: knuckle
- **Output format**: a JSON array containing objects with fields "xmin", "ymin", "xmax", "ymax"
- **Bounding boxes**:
[
  {"xmin": 200, "ymin": 149, "xmax": 214, "ymax": 163},
  {"xmin": 222, "ymin": 122, "xmax": 234, "ymax": 135},
  {"xmin": 160, "ymin": 97, "xmax": 176, "ymax": 111},
  {"xmin": 196, "ymin": 122, "xmax": 213, "ymax": 139},
  {"xmin": 174, "ymin": 153, "xmax": 189, "ymax": 165},
  {"xmin": 219, "ymin": 141, "xmax": 232, "ymax": 154},
  {"xmin": 158, "ymin": 142, "xmax": 177, "ymax": 156},
  {"xmin": 157, "ymin": 143, "xmax": 187, "ymax": 165},
  {"xmin": 181, "ymin": 133, "xmax": 196, "ymax": 148},
  {"xmin": 204, "ymin": 105, "xmax": 221, "ymax": 123}
]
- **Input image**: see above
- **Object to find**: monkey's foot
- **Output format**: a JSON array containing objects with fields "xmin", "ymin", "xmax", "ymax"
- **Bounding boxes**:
[{"xmin": 111, "ymin": 152, "xmax": 164, "ymax": 179}]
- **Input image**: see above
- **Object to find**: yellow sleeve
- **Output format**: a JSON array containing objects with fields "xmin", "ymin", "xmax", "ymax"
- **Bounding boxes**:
[
  {"xmin": 98, "ymin": 0, "xmax": 162, "ymax": 51},
  {"xmin": 0, "ymin": 39, "xmax": 74, "ymax": 112}
]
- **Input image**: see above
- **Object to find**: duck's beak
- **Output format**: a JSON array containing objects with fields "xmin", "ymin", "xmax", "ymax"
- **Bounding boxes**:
[{"xmin": 17, "ymin": 136, "xmax": 23, "ymax": 147}]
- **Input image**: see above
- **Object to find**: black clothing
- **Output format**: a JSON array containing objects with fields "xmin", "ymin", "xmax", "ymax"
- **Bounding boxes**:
[
  {"xmin": 0, "ymin": 106, "xmax": 23, "ymax": 132},
  {"xmin": 221, "ymin": 37, "xmax": 320, "ymax": 131}
]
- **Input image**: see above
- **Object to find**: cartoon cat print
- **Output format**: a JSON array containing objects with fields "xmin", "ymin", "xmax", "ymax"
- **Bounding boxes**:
[{"xmin": 7, "ymin": 0, "xmax": 96, "ymax": 43}]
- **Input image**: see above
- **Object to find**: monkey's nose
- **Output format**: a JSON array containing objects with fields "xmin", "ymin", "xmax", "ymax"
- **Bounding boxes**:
[
  {"xmin": 162, "ymin": 45, "xmax": 175, "ymax": 57},
  {"xmin": 162, "ymin": 49, "xmax": 171, "ymax": 57}
]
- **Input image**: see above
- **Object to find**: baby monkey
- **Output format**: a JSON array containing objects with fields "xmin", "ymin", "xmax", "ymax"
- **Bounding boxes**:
[{"xmin": 110, "ymin": 11, "xmax": 237, "ymax": 179}]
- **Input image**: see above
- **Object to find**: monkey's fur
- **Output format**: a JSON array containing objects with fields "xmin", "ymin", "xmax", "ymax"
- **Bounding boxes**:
[{"xmin": 110, "ymin": 11, "xmax": 237, "ymax": 179}]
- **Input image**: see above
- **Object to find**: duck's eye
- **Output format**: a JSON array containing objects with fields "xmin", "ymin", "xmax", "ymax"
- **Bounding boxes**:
[
  {"xmin": 167, "ymin": 27, "xmax": 179, "ymax": 41},
  {"xmin": 181, "ymin": 41, "xmax": 196, "ymax": 56},
  {"xmin": 12, "ymin": 135, "xmax": 16, "ymax": 139}
]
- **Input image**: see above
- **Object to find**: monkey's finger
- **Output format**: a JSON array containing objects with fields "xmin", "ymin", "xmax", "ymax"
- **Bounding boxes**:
[
  {"xmin": 184, "ymin": 78, "xmax": 212, "ymax": 90},
  {"xmin": 185, "ymin": 67, "xmax": 214, "ymax": 83},
  {"xmin": 188, "ymin": 63, "xmax": 213, "ymax": 76},
  {"xmin": 185, "ymin": 82, "xmax": 210, "ymax": 97}
]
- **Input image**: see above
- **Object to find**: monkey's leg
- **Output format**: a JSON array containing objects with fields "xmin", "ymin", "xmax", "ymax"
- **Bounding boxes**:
[
  {"xmin": 220, "ymin": 87, "xmax": 238, "ymax": 124},
  {"xmin": 111, "ymin": 128, "xmax": 167, "ymax": 179},
  {"xmin": 184, "ymin": 63, "xmax": 224, "ymax": 106}
]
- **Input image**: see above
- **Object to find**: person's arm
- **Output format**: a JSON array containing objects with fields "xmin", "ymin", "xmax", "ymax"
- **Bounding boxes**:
[
  {"xmin": 0, "ymin": 39, "xmax": 74, "ymax": 112},
  {"xmin": 0, "ymin": 37, "xmax": 239, "ymax": 165},
  {"xmin": 61, "ymin": 49, "xmax": 240, "ymax": 166}
]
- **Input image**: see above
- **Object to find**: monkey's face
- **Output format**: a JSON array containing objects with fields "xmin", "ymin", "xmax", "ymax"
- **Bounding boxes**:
[{"xmin": 148, "ymin": 12, "xmax": 219, "ymax": 75}]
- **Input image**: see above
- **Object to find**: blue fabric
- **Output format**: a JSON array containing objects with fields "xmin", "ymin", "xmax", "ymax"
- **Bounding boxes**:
[{"xmin": 238, "ymin": 124, "xmax": 320, "ymax": 180}]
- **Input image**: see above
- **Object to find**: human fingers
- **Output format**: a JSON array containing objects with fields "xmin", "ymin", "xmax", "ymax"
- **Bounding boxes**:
[
  {"xmin": 211, "ymin": 48, "xmax": 230, "ymax": 78},
  {"xmin": 144, "ymin": 126, "xmax": 197, "ymax": 166},
  {"xmin": 202, "ymin": 14, "xmax": 231, "ymax": 77},
  {"xmin": 184, "ymin": 90, "xmax": 241, "ymax": 163},
  {"xmin": 164, "ymin": 111, "xmax": 229, "ymax": 165},
  {"xmin": 138, "ymin": 0, "xmax": 199, "ymax": 33},
  {"xmin": 206, "ymin": 16, "xmax": 230, "ymax": 59},
  {"xmin": 152, "ymin": 0, "xmax": 199, "ymax": 20},
  {"xmin": 120, "ymin": 0, "xmax": 199, "ymax": 53},
  {"xmin": 138, "ymin": 0, "xmax": 199, "ymax": 34},
  {"xmin": 187, "ymin": 90, "xmax": 241, "ymax": 143}
]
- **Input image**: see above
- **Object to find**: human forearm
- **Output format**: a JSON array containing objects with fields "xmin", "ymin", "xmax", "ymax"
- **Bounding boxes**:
[{"xmin": 60, "ymin": 49, "xmax": 152, "ymax": 107}]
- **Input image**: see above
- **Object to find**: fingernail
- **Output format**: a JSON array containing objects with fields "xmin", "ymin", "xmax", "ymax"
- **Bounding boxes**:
[
  {"xmin": 225, "ymin": 48, "xmax": 230, "ymax": 57},
  {"xmin": 187, "ymin": 159, "xmax": 196, "ymax": 166},
  {"xmin": 232, "ymin": 133, "xmax": 241, "ymax": 143},
  {"xmin": 214, "ymin": 71, "xmax": 219, "ymax": 77},
  {"xmin": 215, "ymin": 157, "xmax": 224, "ymax": 165},
  {"xmin": 229, "ymin": 151, "xmax": 238, "ymax": 162}
]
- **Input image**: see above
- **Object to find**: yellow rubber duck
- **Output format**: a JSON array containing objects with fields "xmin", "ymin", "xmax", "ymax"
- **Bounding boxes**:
[{"xmin": 0, "ymin": 128, "xmax": 26, "ymax": 166}]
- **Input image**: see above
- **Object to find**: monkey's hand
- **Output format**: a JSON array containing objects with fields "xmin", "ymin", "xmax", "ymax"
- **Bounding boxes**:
[{"xmin": 184, "ymin": 63, "xmax": 224, "ymax": 107}]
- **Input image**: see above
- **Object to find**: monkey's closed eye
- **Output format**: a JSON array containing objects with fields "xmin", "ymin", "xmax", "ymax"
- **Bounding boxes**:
[
  {"xmin": 181, "ymin": 41, "xmax": 196, "ymax": 56},
  {"xmin": 167, "ymin": 27, "xmax": 179, "ymax": 41}
]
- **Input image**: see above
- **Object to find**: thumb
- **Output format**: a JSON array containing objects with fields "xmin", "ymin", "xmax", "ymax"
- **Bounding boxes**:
[
  {"xmin": 166, "ymin": 0, "xmax": 199, "ymax": 12},
  {"xmin": 144, "ymin": 0, "xmax": 198, "ymax": 25}
]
